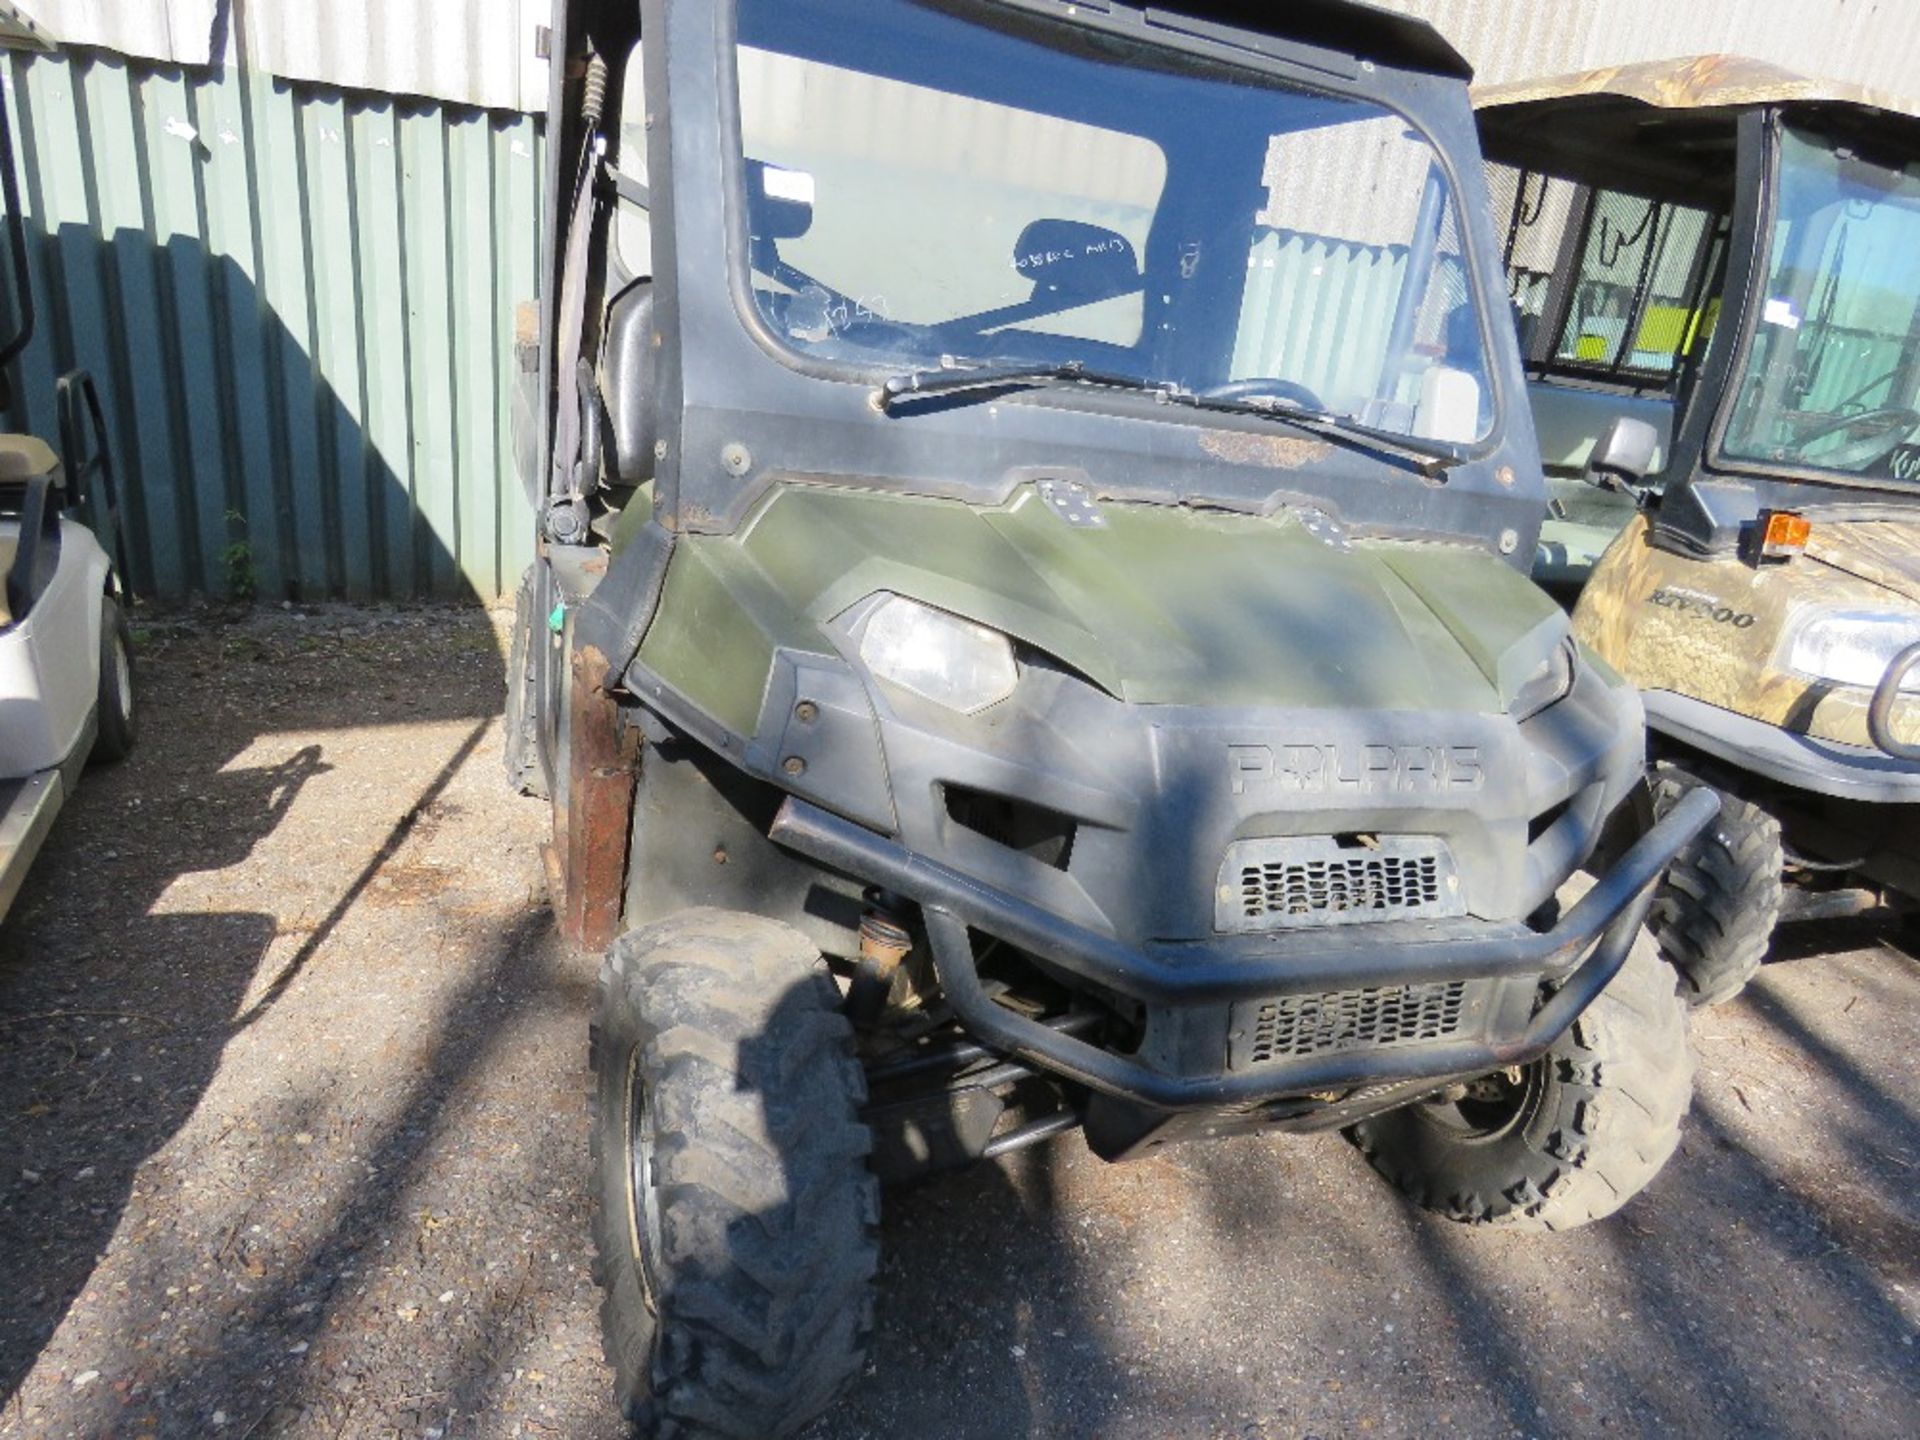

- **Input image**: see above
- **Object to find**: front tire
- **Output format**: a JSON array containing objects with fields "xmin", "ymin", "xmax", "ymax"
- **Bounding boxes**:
[
  {"xmin": 1648, "ymin": 760, "xmax": 1783, "ymax": 1007},
  {"xmin": 590, "ymin": 910, "xmax": 879, "ymax": 1438},
  {"xmin": 1348, "ymin": 915, "xmax": 1691, "ymax": 1232}
]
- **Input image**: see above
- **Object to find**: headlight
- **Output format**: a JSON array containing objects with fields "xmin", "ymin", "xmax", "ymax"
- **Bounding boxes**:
[
  {"xmin": 1781, "ymin": 609, "xmax": 1920, "ymax": 692},
  {"xmin": 858, "ymin": 595, "xmax": 1019, "ymax": 714},
  {"xmin": 1510, "ymin": 640, "xmax": 1575, "ymax": 722}
]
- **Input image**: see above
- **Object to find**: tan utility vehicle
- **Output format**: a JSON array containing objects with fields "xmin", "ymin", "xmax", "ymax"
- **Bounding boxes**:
[{"xmin": 1480, "ymin": 57, "xmax": 1920, "ymax": 1004}]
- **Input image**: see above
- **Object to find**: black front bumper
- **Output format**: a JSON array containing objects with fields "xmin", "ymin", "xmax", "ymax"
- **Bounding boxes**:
[
  {"xmin": 1649, "ymin": 688, "xmax": 1920, "ymax": 803},
  {"xmin": 770, "ymin": 786, "xmax": 1720, "ymax": 1110}
]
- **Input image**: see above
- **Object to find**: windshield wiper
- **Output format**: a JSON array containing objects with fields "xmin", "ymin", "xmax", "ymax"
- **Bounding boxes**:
[
  {"xmin": 877, "ymin": 358, "xmax": 1166, "ymax": 412},
  {"xmin": 1175, "ymin": 393, "xmax": 1464, "ymax": 480},
  {"xmin": 880, "ymin": 361, "xmax": 1465, "ymax": 478}
]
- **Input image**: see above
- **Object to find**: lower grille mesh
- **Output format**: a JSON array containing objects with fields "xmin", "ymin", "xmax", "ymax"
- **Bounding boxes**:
[{"xmin": 1244, "ymin": 980, "xmax": 1470, "ymax": 1064}]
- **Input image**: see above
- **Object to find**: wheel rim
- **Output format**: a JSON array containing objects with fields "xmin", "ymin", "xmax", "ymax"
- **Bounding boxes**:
[
  {"xmin": 112, "ymin": 632, "xmax": 133, "ymax": 722},
  {"xmin": 1417, "ymin": 1062, "xmax": 1546, "ymax": 1141},
  {"xmin": 623, "ymin": 1046, "xmax": 665, "ymax": 1309}
]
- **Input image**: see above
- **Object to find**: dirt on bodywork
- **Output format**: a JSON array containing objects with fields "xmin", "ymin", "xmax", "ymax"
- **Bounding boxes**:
[{"xmin": 1573, "ymin": 514, "xmax": 1920, "ymax": 749}]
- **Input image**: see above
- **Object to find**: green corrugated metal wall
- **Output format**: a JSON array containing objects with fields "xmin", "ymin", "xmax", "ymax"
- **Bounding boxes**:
[{"xmin": 1, "ymin": 47, "xmax": 544, "ymax": 602}]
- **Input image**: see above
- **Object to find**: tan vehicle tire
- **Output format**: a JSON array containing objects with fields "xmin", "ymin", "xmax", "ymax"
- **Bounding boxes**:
[
  {"xmin": 1648, "ymin": 761, "xmax": 1783, "ymax": 1007},
  {"xmin": 1348, "ymin": 907, "xmax": 1691, "ymax": 1232}
]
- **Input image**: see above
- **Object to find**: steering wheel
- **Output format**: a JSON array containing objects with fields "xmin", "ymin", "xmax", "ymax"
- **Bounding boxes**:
[
  {"xmin": 1199, "ymin": 376, "xmax": 1326, "ymax": 413},
  {"xmin": 1787, "ymin": 405, "xmax": 1920, "ymax": 471}
]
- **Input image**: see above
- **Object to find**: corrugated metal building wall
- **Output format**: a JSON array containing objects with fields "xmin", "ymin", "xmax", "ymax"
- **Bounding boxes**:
[{"xmin": 0, "ymin": 44, "xmax": 544, "ymax": 602}]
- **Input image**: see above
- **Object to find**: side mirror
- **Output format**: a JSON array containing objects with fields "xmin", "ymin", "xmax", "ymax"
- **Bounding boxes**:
[
  {"xmin": 1584, "ymin": 415, "xmax": 1660, "ymax": 492},
  {"xmin": 1012, "ymin": 219, "xmax": 1138, "ymax": 303},
  {"xmin": 745, "ymin": 160, "xmax": 815, "ymax": 242}
]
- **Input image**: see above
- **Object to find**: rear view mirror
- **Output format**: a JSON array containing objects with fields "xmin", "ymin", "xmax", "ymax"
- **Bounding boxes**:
[
  {"xmin": 1013, "ymin": 219, "xmax": 1138, "ymax": 302},
  {"xmin": 745, "ymin": 160, "xmax": 815, "ymax": 241},
  {"xmin": 1585, "ymin": 415, "xmax": 1660, "ymax": 491}
]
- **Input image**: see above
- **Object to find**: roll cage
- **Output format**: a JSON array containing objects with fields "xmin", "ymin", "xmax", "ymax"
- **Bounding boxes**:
[{"xmin": 1479, "ymin": 58, "xmax": 1920, "ymax": 528}]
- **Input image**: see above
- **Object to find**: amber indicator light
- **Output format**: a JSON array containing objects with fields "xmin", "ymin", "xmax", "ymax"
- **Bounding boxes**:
[{"xmin": 1762, "ymin": 511, "xmax": 1810, "ymax": 553}]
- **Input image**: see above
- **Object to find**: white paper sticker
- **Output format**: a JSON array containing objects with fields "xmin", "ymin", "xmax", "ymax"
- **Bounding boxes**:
[
  {"xmin": 1763, "ymin": 297, "xmax": 1801, "ymax": 330},
  {"xmin": 761, "ymin": 166, "xmax": 816, "ymax": 204}
]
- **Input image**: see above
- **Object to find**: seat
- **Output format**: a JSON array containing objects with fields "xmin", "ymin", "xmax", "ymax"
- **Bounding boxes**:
[
  {"xmin": 599, "ymin": 278, "xmax": 657, "ymax": 489},
  {"xmin": 0, "ymin": 434, "xmax": 56, "ymax": 484},
  {"xmin": 1526, "ymin": 379, "xmax": 1674, "ymax": 477},
  {"xmin": 0, "ymin": 434, "xmax": 62, "ymax": 626}
]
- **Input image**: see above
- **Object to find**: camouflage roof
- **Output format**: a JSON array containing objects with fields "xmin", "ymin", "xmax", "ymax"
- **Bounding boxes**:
[{"xmin": 1474, "ymin": 53, "xmax": 1920, "ymax": 124}]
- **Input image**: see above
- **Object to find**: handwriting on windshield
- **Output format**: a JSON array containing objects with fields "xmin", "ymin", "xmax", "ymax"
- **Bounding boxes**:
[
  {"xmin": 1015, "ymin": 238, "xmax": 1127, "ymax": 273},
  {"xmin": 786, "ymin": 286, "xmax": 890, "ymax": 342}
]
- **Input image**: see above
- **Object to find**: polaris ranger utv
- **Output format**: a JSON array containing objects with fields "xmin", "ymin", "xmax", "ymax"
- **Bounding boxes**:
[
  {"xmin": 512, "ymin": 3, "xmax": 1717, "ymax": 1432},
  {"xmin": 1481, "ymin": 57, "xmax": 1920, "ymax": 1004}
]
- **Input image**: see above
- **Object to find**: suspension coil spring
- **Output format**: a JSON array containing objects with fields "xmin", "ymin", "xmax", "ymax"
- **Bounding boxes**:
[
  {"xmin": 847, "ymin": 900, "xmax": 914, "ymax": 1027},
  {"xmin": 580, "ymin": 52, "xmax": 609, "ymax": 125}
]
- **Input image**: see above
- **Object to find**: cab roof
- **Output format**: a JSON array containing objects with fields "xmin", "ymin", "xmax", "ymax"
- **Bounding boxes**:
[
  {"xmin": 1143, "ymin": 0, "xmax": 1471, "ymax": 80},
  {"xmin": 1475, "ymin": 53, "xmax": 1920, "ymax": 120},
  {"xmin": 1475, "ymin": 54, "xmax": 1920, "ymax": 206}
]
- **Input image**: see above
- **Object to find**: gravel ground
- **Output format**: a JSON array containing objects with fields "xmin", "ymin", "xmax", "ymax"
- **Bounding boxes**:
[{"xmin": 1, "ymin": 605, "xmax": 1915, "ymax": 1440}]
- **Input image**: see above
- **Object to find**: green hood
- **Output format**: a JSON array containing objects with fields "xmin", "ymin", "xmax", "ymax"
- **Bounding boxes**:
[{"xmin": 638, "ymin": 483, "xmax": 1564, "ymax": 733}]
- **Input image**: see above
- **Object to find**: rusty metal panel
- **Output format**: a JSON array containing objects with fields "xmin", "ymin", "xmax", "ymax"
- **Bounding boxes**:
[{"xmin": 0, "ymin": 47, "xmax": 543, "ymax": 602}]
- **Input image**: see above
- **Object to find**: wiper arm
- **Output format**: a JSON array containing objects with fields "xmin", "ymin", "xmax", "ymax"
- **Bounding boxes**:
[
  {"xmin": 877, "ymin": 358, "xmax": 1163, "ymax": 412},
  {"xmin": 876, "ymin": 363, "xmax": 1466, "ymax": 478},
  {"xmin": 1177, "ymin": 394, "xmax": 1463, "ymax": 479}
]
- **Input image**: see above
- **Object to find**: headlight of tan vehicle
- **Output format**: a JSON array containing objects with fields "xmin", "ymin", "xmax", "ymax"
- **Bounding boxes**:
[{"xmin": 1780, "ymin": 607, "xmax": 1920, "ymax": 693}]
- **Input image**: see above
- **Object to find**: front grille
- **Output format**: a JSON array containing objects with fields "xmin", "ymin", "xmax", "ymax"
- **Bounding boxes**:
[
  {"xmin": 1240, "ymin": 980, "xmax": 1470, "ymax": 1065},
  {"xmin": 1242, "ymin": 852, "xmax": 1439, "ymax": 917},
  {"xmin": 1216, "ymin": 835, "xmax": 1463, "ymax": 931}
]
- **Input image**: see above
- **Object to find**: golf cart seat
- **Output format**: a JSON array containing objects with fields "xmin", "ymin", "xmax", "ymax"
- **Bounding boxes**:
[
  {"xmin": 0, "ymin": 433, "xmax": 59, "ymax": 627},
  {"xmin": 0, "ymin": 433, "xmax": 54, "ymax": 481}
]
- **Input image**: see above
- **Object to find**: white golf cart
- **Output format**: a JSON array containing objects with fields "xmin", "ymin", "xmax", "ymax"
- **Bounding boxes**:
[{"xmin": 0, "ymin": 13, "xmax": 134, "ymax": 924}]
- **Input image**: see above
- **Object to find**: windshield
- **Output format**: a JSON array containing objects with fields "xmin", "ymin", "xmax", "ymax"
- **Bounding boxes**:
[
  {"xmin": 1721, "ymin": 121, "xmax": 1920, "ymax": 482},
  {"xmin": 731, "ymin": 0, "xmax": 1495, "ymax": 445}
]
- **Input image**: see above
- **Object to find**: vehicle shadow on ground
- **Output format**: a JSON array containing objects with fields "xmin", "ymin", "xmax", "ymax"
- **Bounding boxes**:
[
  {"xmin": 807, "ymin": 1139, "xmax": 1137, "ymax": 1439},
  {"xmin": 0, "ymin": 741, "xmax": 319, "ymax": 1403},
  {"xmin": 0, "ymin": 170, "xmax": 514, "ymax": 1410},
  {"xmin": 47, "ymin": 905, "xmax": 572, "ymax": 1439},
  {"xmin": 827, "ymin": 906, "xmax": 1920, "ymax": 1438},
  {"xmin": 1375, "ymin": 954, "xmax": 1920, "ymax": 1436},
  {"xmin": 0, "ymin": 650, "xmax": 502, "ymax": 1417}
]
